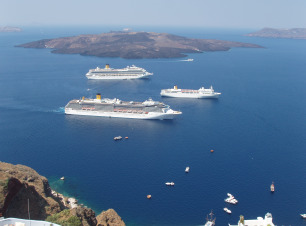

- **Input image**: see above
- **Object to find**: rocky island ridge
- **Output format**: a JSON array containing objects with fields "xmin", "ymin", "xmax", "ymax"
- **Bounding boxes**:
[
  {"xmin": 246, "ymin": 27, "xmax": 306, "ymax": 39},
  {"xmin": 0, "ymin": 161, "xmax": 125, "ymax": 226},
  {"xmin": 17, "ymin": 31, "xmax": 263, "ymax": 59}
]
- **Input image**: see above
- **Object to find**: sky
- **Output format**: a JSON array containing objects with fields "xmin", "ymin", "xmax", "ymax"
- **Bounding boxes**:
[{"xmin": 1, "ymin": 0, "xmax": 306, "ymax": 29}]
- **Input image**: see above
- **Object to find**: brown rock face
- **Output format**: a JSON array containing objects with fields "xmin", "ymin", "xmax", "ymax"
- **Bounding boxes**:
[
  {"xmin": 70, "ymin": 207, "xmax": 97, "ymax": 226},
  {"xmin": 0, "ymin": 162, "xmax": 64, "ymax": 219},
  {"xmin": 0, "ymin": 162, "xmax": 125, "ymax": 226},
  {"xmin": 96, "ymin": 209, "xmax": 125, "ymax": 226}
]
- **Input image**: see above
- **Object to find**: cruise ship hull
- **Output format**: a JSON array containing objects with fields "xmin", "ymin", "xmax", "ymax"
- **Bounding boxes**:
[
  {"xmin": 160, "ymin": 86, "xmax": 221, "ymax": 99},
  {"xmin": 161, "ymin": 92, "xmax": 221, "ymax": 98},
  {"xmin": 65, "ymin": 108, "xmax": 180, "ymax": 120},
  {"xmin": 85, "ymin": 65, "xmax": 153, "ymax": 80},
  {"xmin": 86, "ymin": 73, "xmax": 151, "ymax": 80}
]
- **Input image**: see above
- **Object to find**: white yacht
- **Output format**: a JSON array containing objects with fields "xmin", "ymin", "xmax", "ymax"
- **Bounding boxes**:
[
  {"xmin": 225, "ymin": 193, "xmax": 238, "ymax": 204},
  {"xmin": 185, "ymin": 167, "xmax": 190, "ymax": 173},
  {"xmin": 181, "ymin": 58, "xmax": 194, "ymax": 62},
  {"xmin": 224, "ymin": 208, "xmax": 232, "ymax": 214},
  {"xmin": 301, "ymin": 214, "xmax": 306, "ymax": 219},
  {"xmin": 165, "ymin": 182, "xmax": 175, "ymax": 186},
  {"xmin": 161, "ymin": 85, "xmax": 221, "ymax": 99},
  {"xmin": 86, "ymin": 64, "xmax": 153, "ymax": 80}
]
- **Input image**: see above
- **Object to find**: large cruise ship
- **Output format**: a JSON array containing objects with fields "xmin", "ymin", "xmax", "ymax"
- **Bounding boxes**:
[
  {"xmin": 86, "ymin": 64, "xmax": 153, "ymax": 80},
  {"xmin": 161, "ymin": 85, "xmax": 221, "ymax": 98},
  {"xmin": 65, "ymin": 94, "xmax": 182, "ymax": 120}
]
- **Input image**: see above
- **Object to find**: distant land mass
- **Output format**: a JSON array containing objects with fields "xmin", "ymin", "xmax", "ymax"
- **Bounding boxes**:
[
  {"xmin": 17, "ymin": 31, "xmax": 262, "ymax": 59},
  {"xmin": 246, "ymin": 28, "xmax": 306, "ymax": 39},
  {"xmin": 0, "ymin": 26, "xmax": 22, "ymax": 32}
]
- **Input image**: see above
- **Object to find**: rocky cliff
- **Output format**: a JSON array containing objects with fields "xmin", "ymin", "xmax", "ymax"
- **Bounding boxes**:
[
  {"xmin": 0, "ymin": 161, "xmax": 64, "ymax": 219},
  {"xmin": 0, "ymin": 162, "xmax": 124, "ymax": 226},
  {"xmin": 96, "ymin": 209, "xmax": 125, "ymax": 226},
  {"xmin": 17, "ymin": 31, "xmax": 262, "ymax": 59}
]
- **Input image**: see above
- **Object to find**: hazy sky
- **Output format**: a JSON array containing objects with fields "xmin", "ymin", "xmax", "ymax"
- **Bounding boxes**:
[{"xmin": 1, "ymin": 0, "xmax": 306, "ymax": 28}]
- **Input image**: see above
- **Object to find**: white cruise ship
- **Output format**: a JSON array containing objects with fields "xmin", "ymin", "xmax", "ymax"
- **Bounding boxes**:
[
  {"xmin": 161, "ymin": 85, "xmax": 221, "ymax": 98},
  {"xmin": 86, "ymin": 64, "xmax": 153, "ymax": 80},
  {"xmin": 65, "ymin": 94, "xmax": 182, "ymax": 120}
]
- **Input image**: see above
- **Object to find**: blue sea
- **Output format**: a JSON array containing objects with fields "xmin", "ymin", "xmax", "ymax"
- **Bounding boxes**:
[{"xmin": 0, "ymin": 26, "xmax": 306, "ymax": 226}]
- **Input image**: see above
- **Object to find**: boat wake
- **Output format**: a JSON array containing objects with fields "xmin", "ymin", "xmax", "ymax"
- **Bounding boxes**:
[
  {"xmin": 50, "ymin": 107, "xmax": 65, "ymax": 114},
  {"xmin": 0, "ymin": 99, "xmax": 65, "ymax": 114}
]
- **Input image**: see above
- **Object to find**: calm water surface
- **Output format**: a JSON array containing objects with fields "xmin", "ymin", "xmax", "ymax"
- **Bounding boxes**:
[{"xmin": 0, "ymin": 27, "xmax": 306, "ymax": 225}]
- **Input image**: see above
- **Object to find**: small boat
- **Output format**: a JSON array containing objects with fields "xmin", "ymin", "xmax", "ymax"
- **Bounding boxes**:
[
  {"xmin": 165, "ymin": 182, "xmax": 175, "ymax": 186},
  {"xmin": 224, "ymin": 208, "xmax": 232, "ymax": 214},
  {"xmin": 210, "ymin": 149, "xmax": 214, "ymax": 153},
  {"xmin": 125, "ymin": 137, "xmax": 129, "ymax": 139},
  {"xmin": 114, "ymin": 136, "xmax": 122, "ymax": 140},
  {"xmin": 204, "ymin": 211, "xmax": 216, "ymax": 226},
  {"xmin": 60, "ymin": 177, "xmax": 65, "ymax": 180},
  {"xmin": 185, "ymin": 167, "xmax": 190, "ymax": 173},
  {"xmin": 225, "ymin": 198, "xmax": 238, "ymax": 204},
  {"xmin": 270, "ymin": 182, "xmax": 275, "ymax": 192},
  {"xmin": 147, "ymin": 195, "xmax": 152, "ymax": 199},
  {"xmin": 225, "ymin": 193, "xmax": 238, "ymax": 204},
  {"xmin": 301, "ymin": 214, "xmax": 306, "ymax": 219},
  {"xmin": 227, "ymin": 193, "xmax": 234, "ymax": 198}
]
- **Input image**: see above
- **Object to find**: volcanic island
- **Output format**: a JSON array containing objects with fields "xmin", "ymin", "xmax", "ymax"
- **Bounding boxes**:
[{"xmin": 17, "ymin": 31, "xmax": 263, "ymax": 59}]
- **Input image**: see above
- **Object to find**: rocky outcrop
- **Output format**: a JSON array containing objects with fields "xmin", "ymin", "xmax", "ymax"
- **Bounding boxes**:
[
  {"xmin": 0, "ymin": 162, "xmax": 125, "ymax": 226},
  {"xmin": 17, "ymin": 31, "xmax": 262, "ymax": 59},
  {"xmin": 71, "ymin": 207, "xmax": 97, "ymax": 226},
  {"xmin": 0, "ymin": 161, "xmax": 64, "ymax": 219},
  {"xmin": 96, "ymin": 209, "xmax": 125, "ymax": 226}
]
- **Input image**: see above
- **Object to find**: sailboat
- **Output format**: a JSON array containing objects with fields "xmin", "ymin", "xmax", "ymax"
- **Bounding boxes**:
[{"xmin": 204, "ymin": 211, "xmax": 215, "ymax": 226}]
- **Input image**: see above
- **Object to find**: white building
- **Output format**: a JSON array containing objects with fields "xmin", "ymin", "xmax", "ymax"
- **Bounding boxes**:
[
  {"xmin": 0, "ymin": 217, "xmax": 60, "ymax": 226},
  {"xmin": 229, "ymin": 213, "xmax": 275, "ymax": 226}
]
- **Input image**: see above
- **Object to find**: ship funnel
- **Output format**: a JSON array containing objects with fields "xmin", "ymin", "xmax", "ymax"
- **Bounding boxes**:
[
  {"xmin": 105, "ymin": 64, "xmax": 110, "ymax": 69},
  {"xmin": 82, "ymin": 96, "xmax": 85, "ymax": 100},
  {"xmin": 174, "ymin": 85, "xmax": 178, "ymax": 90},
  {"xmin": 96, "ymin": 93, "xmax": 101, "ymax": 100}
]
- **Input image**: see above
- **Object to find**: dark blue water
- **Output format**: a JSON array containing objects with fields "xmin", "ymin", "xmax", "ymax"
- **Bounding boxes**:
[{"xmin": 1, "ymin": 27, "xmax": 306, "ymax": 226}]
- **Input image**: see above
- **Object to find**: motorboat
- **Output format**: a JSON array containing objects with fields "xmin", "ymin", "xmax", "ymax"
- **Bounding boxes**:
[
  {"xmin": 224, "ymin": 208, "xmax": 232, "ymax": 214},
  {"xmin": 114, "ymin": 136, "xmax": 122, "ymax": 140},
  {"xmin": 165, "ymin": 182, "xmax": 175, "ymax": 186},
  {"xmin": 301, "ymin": 214, "xmax": 306, "ymax": 219},
  {"xmin": 185, "ymin": 167, "xmax": 190, "ymax": 173},
  {"xmin": 271, "ymin": 182, "xmax": 275, "ymax": 192},
  {"xmin": 225, "ymin": 198, "xmax": 238, "ymax": 204},
  {"xmin": 227, "ymin": 193, "xmax": 234, "ymax": 198},
  {"xmin": 225, "ymin": 193, "xmax": 238, "ymax": 204}
]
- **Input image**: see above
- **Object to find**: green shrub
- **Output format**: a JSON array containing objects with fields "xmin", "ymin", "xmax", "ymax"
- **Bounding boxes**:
[{"xmin": 46, "ymin": 210, "xmax": 81, "ymax": 226}]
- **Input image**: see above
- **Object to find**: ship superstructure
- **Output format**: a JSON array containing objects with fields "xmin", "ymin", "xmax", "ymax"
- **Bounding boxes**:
[
  {"xmin": 161, "ymin": 85, "xmax": 221, "ymax": 98},
  {"xmin": 86, "ymin": 64, "xmax": 153, "ymax": 80},
  {"xmin": 65, "ymin": 94, "xmax": 182, "ymax": 120}
]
